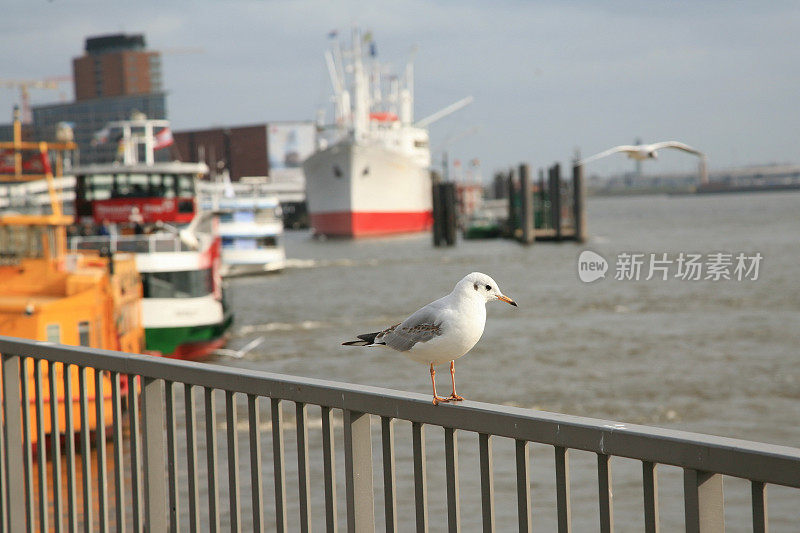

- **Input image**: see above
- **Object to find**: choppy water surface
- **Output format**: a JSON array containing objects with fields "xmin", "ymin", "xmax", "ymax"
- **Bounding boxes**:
[{"xmin": 217, "ymin": 192, "xmax": 799, "ymax": 531}]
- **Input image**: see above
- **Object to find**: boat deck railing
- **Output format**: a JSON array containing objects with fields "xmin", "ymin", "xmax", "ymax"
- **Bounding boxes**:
[
  {"xmin": 1, "ymin": 335, "xmax": 798, "ymax": 532},
  {"xmin": 69, "ymin": 233, "xmax": 193, "ymax": 254}
]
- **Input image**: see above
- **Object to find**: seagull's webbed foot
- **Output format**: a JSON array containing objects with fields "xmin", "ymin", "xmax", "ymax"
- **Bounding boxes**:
[
  {"xmin": 432, "ymin": 395, "xmax": 451, "ymax": 405},
  {"xmin": 446, "ymin": 393, "xmax": 464, "ymax": 402}
]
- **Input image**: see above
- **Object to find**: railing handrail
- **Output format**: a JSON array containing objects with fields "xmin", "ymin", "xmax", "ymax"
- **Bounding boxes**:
[{"xmin": 2, "ymin": 334, "xmax": 799, "ymax": 490}]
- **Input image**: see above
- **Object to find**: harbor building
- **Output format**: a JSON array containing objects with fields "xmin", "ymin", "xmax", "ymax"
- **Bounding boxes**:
[{"xmin": 13, "ymin": 33, "xmax": 168, "ymax": 165}]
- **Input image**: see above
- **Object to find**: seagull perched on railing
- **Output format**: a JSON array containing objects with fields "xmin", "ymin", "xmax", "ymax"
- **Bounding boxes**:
[
  {"xmin": 342, "ymin": 272, "xmax": 517, "ymax": 405},
  {"xmin": 579, "ymin": 141, "xmax": 704, "ymax": 165}
]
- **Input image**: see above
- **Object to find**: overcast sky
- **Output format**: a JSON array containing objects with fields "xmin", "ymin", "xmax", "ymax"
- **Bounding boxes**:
[{"xmin": 2, "ymin": 1, "xmax": 798, "ymax": 178}]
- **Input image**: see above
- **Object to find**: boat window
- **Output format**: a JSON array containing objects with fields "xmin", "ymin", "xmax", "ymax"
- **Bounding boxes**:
[
  {"xmin": 0, "ymin": 225, "xmax": 43, "ymax": 259},
  {"xmin": 162, "ymin": 174, "xmax": 176, "ymax": 198},
  {"xmin": 140, "ymin": 268, "xmax": 214, "ymax": 298},
  {"xmin": 177, "ymin": 175, "xmax": 195, "ymax": 197},
  {"xmin": 78, "ymin": 321, "xmax": 91, "ymax": 347},
  {"xmin": 256, "ymin": 236, "xmax": 278, "ymax": 247},
  {"xmin": 414, "ymin": 139, "xmax": 428, "ymax": 148},
  {"xmin": 233, "ymin": 211, "xmax": 255, "ymax": 223},
  {"xmin": 218, "ymin": 212, "xmax": 234, "ymax": 223},
  {"xmin": 86, "ymin": 174, "xmax": 113, "ymax": 201},
  {"xmin": 46, "ymin": 324, "xmax": 60, "ymax": 344}
]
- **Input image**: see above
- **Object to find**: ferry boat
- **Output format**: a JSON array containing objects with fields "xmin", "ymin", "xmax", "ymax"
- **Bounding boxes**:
[
  {"xmin": 303, "ymin": 28, "xmax": 471, "ymax": 237},
  {"xmin": 0, "ymin": 110, "xmax": 145, "ymax": 443},
  {"xmin": 198, "ymin": 177, "xmax": 286, "ymax": 277},
  {"xmin": 69, "ymin": 116, "xmax": 232, "ymax": 360}
]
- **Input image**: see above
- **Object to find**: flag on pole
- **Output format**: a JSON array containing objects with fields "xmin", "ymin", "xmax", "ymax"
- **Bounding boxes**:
[
  {"xmin": 91, "ymin": 127, "xmax": 110, "ymax": 146},
  {"xmin": 154, "ymin": 127, "xmax": 174, "ymax": 150}
]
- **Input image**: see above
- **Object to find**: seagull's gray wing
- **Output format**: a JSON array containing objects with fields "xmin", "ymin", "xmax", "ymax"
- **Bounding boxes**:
[
  {"xmin": 579, "ymin": 145, "xmax": 637, "ymax": 165},
  {"xmin": 376, "ymin": 306, "xmax": 445, "ymax": 352},
  {"xmin": 650, "ymin": 141, "xmax": 703, "ymax": 156}
]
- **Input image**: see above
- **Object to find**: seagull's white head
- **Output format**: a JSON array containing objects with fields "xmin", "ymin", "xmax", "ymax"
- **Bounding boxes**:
[{"xmin": 455, "ymin": 272, "xmax": 517, "ymax": 306}]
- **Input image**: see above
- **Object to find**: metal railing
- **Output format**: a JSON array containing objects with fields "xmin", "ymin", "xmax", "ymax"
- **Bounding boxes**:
[
  {"xmin": 69, "ymin": 234, "xmax": 191, "ymax": 254},
  {"xmin": 1, "ymin": 335, "xmax": 799, "ymax": 532}
]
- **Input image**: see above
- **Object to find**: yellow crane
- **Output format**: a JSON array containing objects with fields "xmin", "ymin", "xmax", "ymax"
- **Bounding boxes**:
[{"xmin": 0, "ymin": 76, "xmax": 71, "ymax": 123}]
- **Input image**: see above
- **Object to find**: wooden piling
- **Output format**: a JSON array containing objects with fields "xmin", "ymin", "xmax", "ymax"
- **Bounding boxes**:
[
  {"xmin": 506, "ymin": 168, "xmax": 517, "ymax": 236},
  {"xmin": 519, "ymin": 163, "xmax": 534, "ymax": 245},
  {"xmin": 432, "ymin": 182, "xmax": 457, "ymax": 247},
  {"xmin": 572, "ymin": 162, "xmax": 587, "ymax": 243},
  {"xmin": 548, "ymin": 163, "xmax": 562, "ymax": 241}
]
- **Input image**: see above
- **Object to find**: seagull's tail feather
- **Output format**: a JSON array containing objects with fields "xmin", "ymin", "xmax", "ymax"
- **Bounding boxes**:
[{"xmin": 342, "ymin": 332, "xmax": 384, "ymax": 347}]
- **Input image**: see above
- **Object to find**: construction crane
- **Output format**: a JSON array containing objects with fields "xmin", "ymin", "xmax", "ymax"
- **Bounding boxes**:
[{"xmin": 0, "ymin": 76, "xmax": 72, "ymax": 123}]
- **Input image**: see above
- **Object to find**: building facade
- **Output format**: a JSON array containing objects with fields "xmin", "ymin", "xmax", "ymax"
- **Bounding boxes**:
[
  {"xmin": 26, "ymin": 33, "xmax": 168, "ymax": 165},
  {"xmin": 73, "ymin": 34, "xmax": 162, "ymax": 101}
]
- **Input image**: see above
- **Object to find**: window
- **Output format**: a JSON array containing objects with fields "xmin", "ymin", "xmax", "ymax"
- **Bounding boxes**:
[
  {"xmin": 78, "ymin": 321, "xmax": 91, "ymax": 347},
  {"xmin": 46, "ymin": 324, "xmax": 60, "ymax": 344},
  {"xmin": 141, "ymin": 269, "xmax": 214, "ymax": 298}
]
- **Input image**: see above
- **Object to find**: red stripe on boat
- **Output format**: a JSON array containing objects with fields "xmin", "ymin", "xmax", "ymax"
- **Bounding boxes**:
[{"xmin": 311, "ymin": 211, "xmax": 433, "ymax": 237}]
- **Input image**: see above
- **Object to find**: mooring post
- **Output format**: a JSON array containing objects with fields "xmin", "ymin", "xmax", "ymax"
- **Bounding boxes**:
[
  {"xmin": 549, "ymin": 163, "xmax": 562, "ymax": 240},
  {"xmin": 433, "ymin": 182, "xmax": 457, "ymax": 247},
  {"xmin": 519, "ymin": 163, "xmax": 534, "ymax": 245},
  {"xmin": 506, "ymin": 168, "xmax": 517, "ymax": 237},
  {"xmin": 432, "ymin": 182, "xmax": 443, "ymax": 246},
  {"xmin": 444, "ymin": 182, "xmax": 458, "ymax": 246},
  {"xmin": 572, "ymin": 162, "xmax": 587, "ymax": 243}
]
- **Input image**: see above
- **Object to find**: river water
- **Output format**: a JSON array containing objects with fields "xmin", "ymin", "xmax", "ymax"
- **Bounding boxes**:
[{"xmin": 209, "ymin": 192, "xmax": 799, "ymax": 531}]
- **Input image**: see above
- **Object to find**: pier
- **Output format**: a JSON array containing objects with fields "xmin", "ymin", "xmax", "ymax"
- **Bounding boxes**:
[{"xmin": 1, "ymin": 336, "xmax": 799, "ymax": 531}]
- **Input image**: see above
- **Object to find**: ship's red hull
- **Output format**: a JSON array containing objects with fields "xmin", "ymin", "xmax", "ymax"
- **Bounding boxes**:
[{"xmin": 311, "ymin": 211, "xmax": 433, "ymax": 237}]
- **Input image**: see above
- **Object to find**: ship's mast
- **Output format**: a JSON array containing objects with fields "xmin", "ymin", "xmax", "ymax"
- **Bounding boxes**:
[{"xmin": 351, "ymin": 27, "xmax": 368, "ymax": 140}]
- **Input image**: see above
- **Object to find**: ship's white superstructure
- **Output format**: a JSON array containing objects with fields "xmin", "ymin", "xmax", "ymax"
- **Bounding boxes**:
[{"xmin": 303, "ymin": 28, "xmax": 471, "ymax": 237}]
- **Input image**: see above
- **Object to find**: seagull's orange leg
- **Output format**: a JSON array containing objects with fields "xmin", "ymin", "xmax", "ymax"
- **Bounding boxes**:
[
  {"xmin": 447, "ymin": 360, "xmax": 464, "ymax": 401},
  {"xmin": 430, "ymin": 363, "xmax": 450, "ymax": 405}
]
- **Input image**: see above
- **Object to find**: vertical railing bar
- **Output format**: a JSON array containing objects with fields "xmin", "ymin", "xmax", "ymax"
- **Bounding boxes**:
[
  {"xmin": 165, "ymin": 381, "xmax": 180, "ymax": 533},
  {"xmin": 3, "ymin": 353, "xmax": 26, "ymax": 532},
  {"xmin": 109, "ymin": 372, "xmax": 125, "ymax": 533},
  {"xmin": 271, "ymin": 398, "xmax": 287, "ymax": 533},
  {"xmin": 412, "ymin": 422, "xmax": 428, "ymax": 533},
  {"xmin": 555, "ymin": 446, "xmax": 572, "ymax": 533},
  {"xmin": 78, "ymin": 366, "xmax": 94, "ymax": 532},
  {"xmin": 94, "ymin": 369, "xmax": 109, "ymax": 533},
  {"xmin": 479, "ymin": 433, "xmax": 495, "ymax": 533},
  {"xmin": 226, "ymin": 391, "xmax": 242, "ymax": 533},
  {"xmin": 597, "ymin": 453, "xmax": 614, "ymax": 533},
  {"xmin": 751, "ymin": 480, "xmax": 767, "ymax": 533},
  {"xmin": 296, "ymin": 402, "xmax": 312, "ymax": 533},
  {"xmin": 127, "ymin": 375, "xmax": 142, "ymax": 533},
  {"xmin": 34, "ymin": 360, "xmax": 49, "ymax": 533},
  {"xmin": 683, "ymin": 468, "xmax": 724, "ymax": 533},
  {"xmin": 49, "ymin": 361, "xmax": 64, "ymax": 533},
  {"xmin": 64, "ymin": 363, "xmax": 79, "ymax": 532},
  {"xmin": 445, "ymin": 428, "xmax": 461, "ymax": 533},
  {"xmin": 141, "ymin": 377, "xmax": 168, "ymax": 531},
  {"xmin": 321, "ymin": 406, "xmax": 338, "ymax": 533},
  {"xmin": 515, "ymin": 439, "xmax": 531, "ymax": 533},
  {"xmin": 184, "ymin": 385, "xmax": 201, "ymax": 533},
  {"xmin": 248, "ymin": 395, "xmax": 264, "ymax": 533},
  {"xmin": 205, "ymin": 387, "xmax": 220, "ymax": 532},
  {"xmin": 342, "ymin": 409, "xmax": 374, "ymax": 533},
  {"xmin": 642, "ymin": 461, "xmax": 659, "ymax": 533},
  {"xmin": 381, "ymin": 417, "xmax": 397, "ymax": 533},
  {"xmin": 19, "ymin": 357, "xmax": 36, "ymax": 531},
  {"xmin": 0, "ymin": 357, "xmax": 7, "ymax": 533}
]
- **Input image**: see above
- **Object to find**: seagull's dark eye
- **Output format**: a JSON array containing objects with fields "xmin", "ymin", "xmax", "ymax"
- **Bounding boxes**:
[{"xmin": 485, "ymin": 285, "xmax": 491, "ymax": 291}]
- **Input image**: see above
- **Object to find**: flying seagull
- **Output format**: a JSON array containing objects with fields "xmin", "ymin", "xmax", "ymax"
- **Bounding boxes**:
[
  {"xmin": 343, "ymin": 272, "xmax": 517, "ymax": 405},
  {"xmin": 579, "ymin": 141, "xmax": 704, "ymax": 165}
]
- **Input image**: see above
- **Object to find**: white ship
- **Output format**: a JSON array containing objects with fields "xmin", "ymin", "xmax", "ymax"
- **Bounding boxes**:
[{"xmin": 303, "ymin": 28, "xmax": 471, "ymax": 237}]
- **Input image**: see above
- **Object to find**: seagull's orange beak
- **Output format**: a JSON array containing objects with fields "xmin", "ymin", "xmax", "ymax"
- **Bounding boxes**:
[{"xmin": 497, "ymin": 294, "xmax": 517, "ymax": 307}]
